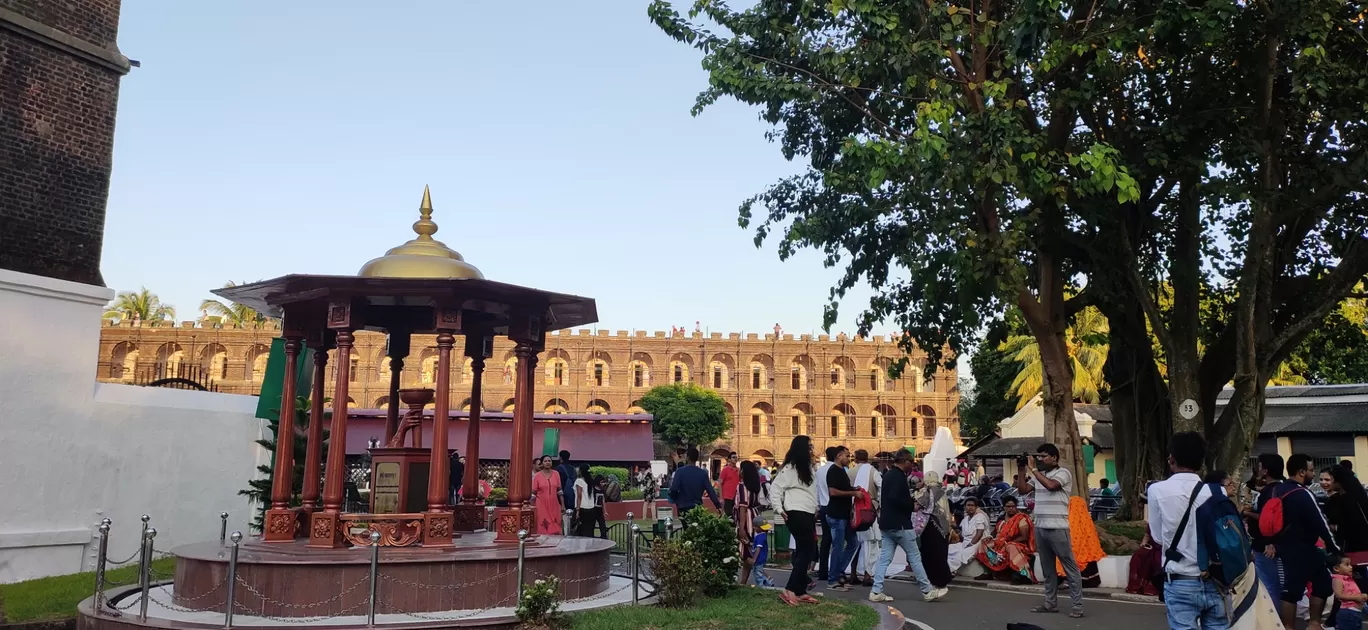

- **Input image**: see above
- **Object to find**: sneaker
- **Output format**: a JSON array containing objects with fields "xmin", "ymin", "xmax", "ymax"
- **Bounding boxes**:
[
  {"xmin": 869, "ymin": 592, "xmax": 894, "ymax": 603},
  {"xmin": 922, "ymin": 592, "xmax": 938, "ymax": 602},
  {"xmin": 927, "ymin": 587, "xmax": 948, "ymax": 601}
]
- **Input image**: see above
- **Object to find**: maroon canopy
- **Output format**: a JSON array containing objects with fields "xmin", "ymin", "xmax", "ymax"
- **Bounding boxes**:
[{"xmin": 344, "ymin": 410, "xmax": 654, "ymax": 463}]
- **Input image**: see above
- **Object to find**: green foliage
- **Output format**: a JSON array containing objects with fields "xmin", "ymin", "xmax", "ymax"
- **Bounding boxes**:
[
  {"xmin": 200, "ymin": 281, "xmax": 274, "ymax": 328},
  {"xmin": 516, "ymin": 576, "xmax": 565, "ymax": 629},
  {"xmin": 103, "ymin": 287, "xmax": 174, "ymax": 323},
  {"xmin": 588, "ymin": 466, "xmax": 630, "ymax": 486},
  {"xmin": 646, "ymin": 538, "xmax": 706, "ymax": 608},
  {"xmin": 677, "ymin": 507, "xmax": 739, "ymax": 597},
  {"xmin": 1000, "ymin": 306, "xmax": 1110, "ymax": 409},
  {"xmin": 240, "ymin": 396, "xmax": 329, "ymax": 532},
  {"xmin": 1286, "ymin": 298, "xmax": 1368, "ymax": 385},
  {"xmin": 638, "ymin": 384, "xmax": 731, "ymax": 448},
  {"xmin": 489, "ymin": 487, "xmax": 508, "ymax": 502},
  {"xmin": 0, "ymin": 557, "xmax": 175, "ymax": 622},
  {"xmin": 621, "ymin": 489, "xmax": 644, "ymax": 501}
]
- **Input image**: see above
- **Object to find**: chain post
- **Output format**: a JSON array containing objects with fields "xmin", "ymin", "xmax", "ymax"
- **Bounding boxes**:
[
  {"xmin": 94, "ymin": 520, "xmax": 111, "ymax": 615},
  {"xmin": 664, "ymin": 516, "xmax": 673, "ymax": 541},
  {"xmin": 225, "ymin": 532, "xmax": 241, "ymax": 628},
  {"xmin": 516, "ymin": 529, "xmax": 529, "ymax": 604},
  {"xmin": 139, "ymin": 527, "xmax": 156, "ymax": 622},
  {"xmin": 368, "ymin": 531, "xmax": 381, "ymax": 627},
  {"xmin": 563, "ymin": 509, "xmax": 573, "ymax": 536},
  {"xmin": 137, "ymin": 514, "xmax": 150, "ymax": 574},
  {"xmin": 625, "ymin": 511, "xmax": 633, "ymax": 552},
  {"xmin": 219, "ymin": 512, "xmax": 229, "ymax": 545},
  {"xmin": 630, "ymin": 524, "xmax": 640, "ymax": 605}
]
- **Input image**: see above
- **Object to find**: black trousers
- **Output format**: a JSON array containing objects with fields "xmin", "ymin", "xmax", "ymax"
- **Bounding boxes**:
[
  {"xmin": 786, "ymin": 510, "xmax": 817, "ymax": 596},
  {"xmin": 817, "ymin": 505, "xmax": 832, "ymax": 579},
  {"xmin": 595, "ymin": 505, "xmax": 609, "ymax": 539},
  {"xmin": 576, "ymin": 508, "xmax": 600, "ymax": 537}
]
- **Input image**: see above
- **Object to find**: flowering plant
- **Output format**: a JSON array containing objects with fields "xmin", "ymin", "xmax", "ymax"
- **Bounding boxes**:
[
  {"xmin": 515, "ymin": 576, "xmax": 564, "ymax": 629},
  {"xmin": 678, "ymin": 507, "xmax": 740, "ymax": 596}
]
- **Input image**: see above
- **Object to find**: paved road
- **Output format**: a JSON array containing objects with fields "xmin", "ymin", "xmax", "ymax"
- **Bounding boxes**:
[{"xmin": 768, "ymin": 569, "xmax": 1169, "ymax": 630}]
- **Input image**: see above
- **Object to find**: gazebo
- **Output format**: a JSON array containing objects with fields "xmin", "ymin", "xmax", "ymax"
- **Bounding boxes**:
[{"xmin": 213, "ymin": 186, "xmax": 598, "ymax": 547}]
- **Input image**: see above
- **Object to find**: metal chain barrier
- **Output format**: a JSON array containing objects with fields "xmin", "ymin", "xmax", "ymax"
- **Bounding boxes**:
[
  {"xmin": 387, "ymin": 593, "xmax": 518, "ymax": 622},
  {"xmin": 233, "ymin": 573, "xmax": 371, "ymax": 613},
  {"xmin": 379, "ymin": 565, "xmax": 517, "ymax": 590}
]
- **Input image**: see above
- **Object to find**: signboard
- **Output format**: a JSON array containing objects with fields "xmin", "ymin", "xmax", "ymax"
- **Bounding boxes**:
[
  {"xmin": 372, "ymin": 462, "xmax": 400, "ymax": 514},
  {"xmin": 1179, "ymin": 399, "xmax": 1199, "ymax": 420},
  {"xmin": 253, "ymin": 338, "xmax": 316, "ymax": 422},
  {"xmin": 542, "ymin": 428, "xmax": 561, "ymax": 457}
]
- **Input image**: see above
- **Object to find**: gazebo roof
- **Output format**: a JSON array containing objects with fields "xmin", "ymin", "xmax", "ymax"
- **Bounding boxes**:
[{"xmin": 213, "ymin": 274, "xmax": 598, "ymax": 335}]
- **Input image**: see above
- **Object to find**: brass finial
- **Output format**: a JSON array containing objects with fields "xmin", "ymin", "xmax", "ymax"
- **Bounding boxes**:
[
  {"xmin": 356, "ymin": 186, "xmax": 485, "ymax": 280},
  {"xmin": 413, "ymin": 185, "xmax": 436, "ymax": 239}
]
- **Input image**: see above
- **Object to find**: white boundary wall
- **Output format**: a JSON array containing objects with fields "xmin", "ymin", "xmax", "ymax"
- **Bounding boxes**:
[{"xmin": 0, "ymin": 269, "xmax": 269, "ymax": 583}]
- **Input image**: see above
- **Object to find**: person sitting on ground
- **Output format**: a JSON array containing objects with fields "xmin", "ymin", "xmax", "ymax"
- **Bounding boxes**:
[
  {"xmin": 976, "ymin": 496, "xmax": 1036, "ymax": 585},
  {"xmin": 948, "ymin": 497, "xmax": 990, "ymax": 573}
]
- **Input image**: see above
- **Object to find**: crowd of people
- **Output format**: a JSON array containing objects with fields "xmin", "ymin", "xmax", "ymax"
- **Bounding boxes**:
[{"xmin": 1133, "ymin": 431, "xmax": 1368, "ymax": 630}]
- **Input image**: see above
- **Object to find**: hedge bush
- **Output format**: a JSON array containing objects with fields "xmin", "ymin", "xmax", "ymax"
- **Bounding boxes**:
[
  {"xmin": 677, "ymin": 507, "xmax": 739, "ymax": 596},
  {"xmin": 589, "ymin": 466, "xmax": 630, "ymax": 486}
]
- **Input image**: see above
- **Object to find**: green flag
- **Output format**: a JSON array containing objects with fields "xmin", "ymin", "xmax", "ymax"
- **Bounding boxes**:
[
  {"xmin": 542, "ymin": 428, "xmax": 561, "ymax": 457},
  {"xmin": 254, "ymin": 337, "xmax": 315, "ymax": 421}
]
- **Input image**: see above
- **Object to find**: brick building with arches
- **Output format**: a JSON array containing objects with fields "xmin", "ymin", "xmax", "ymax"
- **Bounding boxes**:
[{"xmin": 96, "ymin": 321, "xmax": 961, "ymax": 468}]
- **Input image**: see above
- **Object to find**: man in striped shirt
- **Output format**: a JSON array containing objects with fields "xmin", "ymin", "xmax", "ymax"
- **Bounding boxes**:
[{"xmin": 1016, "ymin": 442, "xmax": 1083, "ymax": 618}]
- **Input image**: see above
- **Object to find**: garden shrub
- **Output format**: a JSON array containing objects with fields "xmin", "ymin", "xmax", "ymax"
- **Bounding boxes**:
[
  {"xmin": 589, "ymin": 466, "xmax": 630, "ymax": 486},
  {"xmin": 677, "ymin": 506, "xmax": 739, "ymax": 596},
  {"xmin": 489, "ymin": 487, "xmax": 508, "ymax": 502},
  {"xmin": 647, "ymin": 539, "xmax": 706, "ymax": 608}
]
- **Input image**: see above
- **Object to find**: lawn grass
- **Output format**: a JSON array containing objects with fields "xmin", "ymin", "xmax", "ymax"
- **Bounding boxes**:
[
  {"xmin": 0, "ymin": 557, "xmax": 176, "ymax": 623},
  {"xmin": 569, "ymin": 587, "xmax": 880, "ymax": 630},
  {"xmin": 1097, "ymin": 519, "xmax": 1146, "ymax": 542}
]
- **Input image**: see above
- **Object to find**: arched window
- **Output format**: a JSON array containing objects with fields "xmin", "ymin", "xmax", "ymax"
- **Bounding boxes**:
[
  {"xmin": 670, "ymin": 361, "xmax": 689, "ymax": 384},
  {"xmin": 587, "ymin": 360, "xmax": 608, "ymax": 387},
  {"xmin": 248, "ymin": 345, "xmax": 270, "ymax": 382},
  {"xmin": 869, "ymin": 368, "xmax": 881, "ymax": 391},
  {"xmin": 379, "ymin": 356, "xmax": 393, "ymax": 382},
  {"xmin": 545, "ymin": 398, "xmax": 568, "ymax": 414},
  {"xmin": 630, "ymin": 361, "xmax": 650, "ymax": 388},
  {"xmin": 830, "ymin": 366, "xmax": 844, "ymax": 388},
  {"xmin": 503, "ymin": 398, "xmax": 517, "ymax": 412},
  {"xmin": 349, "ymin": 355, "xmax": 359, "ymax": 382},
  {"xmin": 586, "ymin": 399, "xmax": 611, "ymax": 414},
  {"xmin": 503, "ymin": 357, "xmax": 517, "ymax": 384},
  {"xmin": 545, "ymin": 358, "xmax": 567, "ymax": 386},
  {"xmin": 462, "ymin": 357, "xmax": 473, "ymax": 383},
  {"xmin": 420, "ymin": 349, "xmax": 438, "ymax": 384},
  {"xmin": 918, "ymin": 405, "xmax": 938, "ymax": 438},
  {"xmin": 710, "ymin": 362, "xmax": 728, "ymax": 389},
  {"xmin": 829, "ymin": 415, "xmax": 839, "ymax": 437},
  {"xmin": 110, "ymin": 342, "xmax": 138, "ymax": 380}
]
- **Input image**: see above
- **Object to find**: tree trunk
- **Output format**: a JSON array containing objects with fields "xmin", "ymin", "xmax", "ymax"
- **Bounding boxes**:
[
  {"xmin": 1103, "ymin": 318, "xmax": 1171, "ymax": 519},
  {"xmin": 1018, "ymin": 272, "xmax": 1087, "ymax": 498}
]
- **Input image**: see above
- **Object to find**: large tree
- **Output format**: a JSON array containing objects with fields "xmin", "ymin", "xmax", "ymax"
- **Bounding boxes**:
[
  {"xmin": 1000, "ymin": 306, "xmax": 1109, "ymax": 409},
  {"xmin": 650, "ymin": 0, "xmax": 1159, "ymax": 494},
  {"xmin": 639, "ymin": 383, "xmax": 732, "ymax": 449}
]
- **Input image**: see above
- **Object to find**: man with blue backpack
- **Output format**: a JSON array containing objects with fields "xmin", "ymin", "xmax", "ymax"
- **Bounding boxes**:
[{"xmin": 1148, "ymin": 431, "xmax": 1252, "ymax": 629}]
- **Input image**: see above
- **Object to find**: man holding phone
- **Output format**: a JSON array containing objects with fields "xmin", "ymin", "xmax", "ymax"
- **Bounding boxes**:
[{"xmin": 1016, "ymin": 443, "xmax": 1083, "ymax": 618}]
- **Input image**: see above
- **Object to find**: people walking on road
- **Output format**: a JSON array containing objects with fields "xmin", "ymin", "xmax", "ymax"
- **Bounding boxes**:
[
  {"xmin": 869, "ymin": 448, "xmax": 945, "ymax": 603},
  {"xmin": 1148, "ymin": 431, "xmax": 1228, "ymax": 629},
  {"xmin": 773, "ymin": 435, "xmax": 821, "ymax": 606},
  {"xmin": 1017, "ymin": 442, "xmax": 1083, "ymax": 618},
  {"xmin": 917, "ymin": 477, "xmax": 954, "ymax": 589},
  {"xmin": 530, "ymin": 455, "xmax": 564, "ymax": 535},
  {"xmin": 851, "ymin": 449, "xmax": 882, "ymax": 585},
  {"xmin": 735, "ymin": 460, "xmax": 769, "ymax": 586}
]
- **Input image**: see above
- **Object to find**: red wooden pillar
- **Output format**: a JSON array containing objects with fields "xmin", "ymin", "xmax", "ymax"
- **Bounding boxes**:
[
  {"xmin": 309, "ymin": 302, "xmax": 358, "ymax": 548},
  {"xmin": 263, "ymin": 336, "xmax": 302, "ymax": 542},
  {"xmin": 300, "ymin": 344, "xmax": 328, "ymax": 513},
  {"xmin": 454, "ymin": 333, "xmax": 491, "ymax": 532},
  {"xmin": 421, "ymin": 330, "xmax": 457, "ymax": 547},
  {"xmin": 493, "ymin": 315, "xmax": 542, "ymax": 542}
]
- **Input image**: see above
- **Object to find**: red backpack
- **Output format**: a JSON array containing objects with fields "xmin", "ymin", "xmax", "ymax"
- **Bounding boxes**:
[
  {"xmin": 1258, "ymin": 484, "xmax": 1304, "ymax": 538},
  {"xmin": 852, "ymin": 488, "xmax": 877, "ymax": 532}
]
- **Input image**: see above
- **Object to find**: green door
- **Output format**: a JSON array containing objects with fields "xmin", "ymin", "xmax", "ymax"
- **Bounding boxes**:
[{"xmin": 1104, "ymin": 458, "xmax": 1117, "ymax": 485}]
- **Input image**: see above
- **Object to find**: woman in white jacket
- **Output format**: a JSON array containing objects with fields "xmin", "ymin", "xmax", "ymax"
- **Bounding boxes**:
[{"xmin": 773, "ymin": 435, "xmax": 820, "ymax": 606}]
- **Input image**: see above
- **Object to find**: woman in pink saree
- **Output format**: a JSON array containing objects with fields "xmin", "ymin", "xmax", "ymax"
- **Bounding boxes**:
[{"xmin": 530, "ymin": 455, "xmax": 564, "ymax": 535}]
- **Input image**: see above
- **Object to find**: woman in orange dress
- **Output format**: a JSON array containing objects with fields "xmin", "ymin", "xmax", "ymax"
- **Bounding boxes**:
[
  {"xmin": 976, "ymin": 496, "xmax": 1036, "ymax": 584},
  {"xmin": 1055, "ymin": 495, "xmax": 1106, "ymax": 586},
  {"xmin": 530, "ymin": 455, "xmax": 564, "ymax": 535}
]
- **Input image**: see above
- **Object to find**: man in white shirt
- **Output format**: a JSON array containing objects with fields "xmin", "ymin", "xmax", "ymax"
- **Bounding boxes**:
[
  {"xmin": 815, "ymin": 447, "xmax": 836, "ymax": 581},
  {"xmin": 1147, "ymin": 431, "xmax": 1228, "ymax": 629}
]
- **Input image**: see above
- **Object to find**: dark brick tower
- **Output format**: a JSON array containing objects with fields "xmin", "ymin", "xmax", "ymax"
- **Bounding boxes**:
[{"xmin": 0, "ymin": 0, "xmax": 131, "ymax": 285}]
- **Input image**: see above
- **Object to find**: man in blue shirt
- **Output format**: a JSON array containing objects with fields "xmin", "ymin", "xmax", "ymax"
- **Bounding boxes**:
[
  {"xmin": 555, "ymin": 450, "xmax": 576, "ymax": 512},
  {"xmin": 1271, "ymin": 453, "xmax": 1341, "ymax": 629},
  {"xmin": 669, "ymin": 446, "xmax": 721, "ymax": 516}
]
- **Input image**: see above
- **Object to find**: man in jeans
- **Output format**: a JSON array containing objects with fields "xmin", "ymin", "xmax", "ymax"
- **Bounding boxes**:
[
  {"xmin": 823, "ymin": 446, "xmax": 861, "ymax": 591},
  {"xmin": 814, "ymin": 446, "xmax": 837, "ymax": 581},
  {"xmin": 869, "ymin": 449, "xmax": 946, "ymax": 602},
  {"xmin": 1017, "ymin": 442, "xmax": 1083, "ymax": 617},
  {"xmin": 1273, "ymin": 453, "xmax": 1341, "ymax": 629},
  {"xmin": 1148, "ymin": 431, "xmax": 1228, "ymax": 629}
]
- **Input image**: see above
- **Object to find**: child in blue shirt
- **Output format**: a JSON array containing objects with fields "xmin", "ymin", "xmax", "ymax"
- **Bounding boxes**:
[{"xmin": 752, "ymin": 517, "xmax": 775, "ymax": 587}]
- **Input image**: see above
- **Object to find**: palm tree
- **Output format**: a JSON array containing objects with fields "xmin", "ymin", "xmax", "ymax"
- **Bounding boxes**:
[
  {"xmin": 200, "ymin": 281, "xmax": 273, "ymax": 328},
  {"xmin": 999, "ymin": 306, "xmax": 1110, "ymax": 410},
  {"xmin": 104, "ymin": 287, "xmax": 175, "ymax": 323}
]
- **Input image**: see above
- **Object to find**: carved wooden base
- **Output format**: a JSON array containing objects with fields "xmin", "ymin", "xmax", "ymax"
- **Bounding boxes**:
[
  {"xmin": 263, "ymin": 507, "xmax": 300, "ymax": 543},
  {"xmin": 421, "ymin": 511, "xmax": 455, "ymax": 548},
  {"xmin": 452, "ymin": 503, "xmax": 487, "ymax": 532},
  {"xmin": 491, "ymin": 506, "xmax": 537, "ymax": 543},
  {"xmin": 306, "ymin": 511, "xmax": 346, "ymax": 549}
]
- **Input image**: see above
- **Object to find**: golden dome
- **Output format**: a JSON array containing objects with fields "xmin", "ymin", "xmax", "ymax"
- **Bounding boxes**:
[{"xmin": 357, "ymin": 186, "xmax": 485, "ymax": 280}]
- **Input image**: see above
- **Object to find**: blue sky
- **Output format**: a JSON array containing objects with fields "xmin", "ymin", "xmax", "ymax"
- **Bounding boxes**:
[{"xmin": 100, "ymin": 1, "xmax": 892, "ymax": 338}]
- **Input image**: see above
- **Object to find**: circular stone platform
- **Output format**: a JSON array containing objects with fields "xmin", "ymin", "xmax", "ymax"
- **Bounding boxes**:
[{"xmin": 164, "ymin": 532, "xmax": 612, "ymax": 617}]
